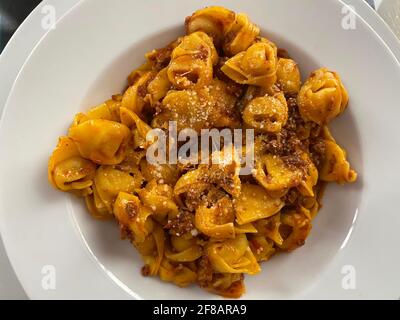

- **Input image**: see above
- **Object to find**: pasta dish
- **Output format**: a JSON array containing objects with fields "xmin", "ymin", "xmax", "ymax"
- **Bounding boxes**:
[{"xmin": 48, "ymin": 6, "xmax": 357, "ymax": 298}]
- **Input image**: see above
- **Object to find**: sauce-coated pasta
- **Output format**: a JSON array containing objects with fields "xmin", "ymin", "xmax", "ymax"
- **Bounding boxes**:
[{"xmin": 48, "ymin": 6, "xmax": 357, "ymax": 298}]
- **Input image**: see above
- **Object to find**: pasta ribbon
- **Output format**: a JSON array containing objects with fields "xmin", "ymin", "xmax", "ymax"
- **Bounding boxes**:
[
  {"xmin": 235, "ymin": 184, "xmax": 284, "ymax": 225},
  {"xmin": 297, "ymin": 68, "xmax": 349, "ymax": 125},
  {"xmin": 69, "ymin": 119, "xmax": 131, "ymax": 165},
  {"xmin": 127, "ymin": 62, "xmax": 153, "ymax": 85}
]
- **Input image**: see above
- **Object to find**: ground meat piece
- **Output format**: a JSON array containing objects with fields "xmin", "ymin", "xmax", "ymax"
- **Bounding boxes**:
[
  {"xmin": 284, "ymin": 189, "xmax": 300, "ymax": 205},
  {"xmin": 278, "ymin": 48, "xmax": 291, "ymax": 59},
  {"xmin": 137, "ymin": 84, "xmax": 148, "ymax": 98},
  {"xmin": 164, "ymin": 210, "xmax": 195, "ymax": 236},
  {"xmin": 309, "ymin": 137, "xmax": 326, "ymax": 168},
  {"xmin": 119, "ymin": 224, "xmax": 131, "ymax": 240},
  {"xmin": 193, "ymin": 45, "xmax": 209, "ymax": 60},
  {"xmin": 281, "ymin": 152, "xmax": 307, "ymax": 171},
  {"xmin": 286, "ymin": 98, "xmax": 306, "ymax": 130},
  {"xmin": 182, "ymin": 187, "xmax": 207, "ymax": 212},
  {"xmin": 147, "ymin": 47, "xmax": 173, "ymax": 70},
  {"xmin": 125, "ymin": 202, "xmax": 139, "ymax": 220},
  {"xmin": 141, "ymin": 264, "xmax": 150, "ymax": 277},
  {"xmin": 264, "ymin": 129, "xmax": 302, "ymax": 159},
  {"xmin": 197, "ymin": 256, "xmax": 214, "ymax": 288}
]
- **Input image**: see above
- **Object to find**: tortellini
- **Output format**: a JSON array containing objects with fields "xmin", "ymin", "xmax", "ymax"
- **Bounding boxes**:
[
  {"xmin": 95, "ymin": 165, "xmax": 143, "ymax": 212},
  {"xmin": 165, "ymin": 236, "xmax": 202, "ymax": 262},
  {"xmin": 159, "ymin": 259, "xmax": 197, "ymax": 287},
  {"xmin": 167, "ymin": 32, "xmax": 217, "ymax": 89},
  {"xmin": 173, "ymin": 168, "xmax": 210, "ymax": 209},
  {"xmin": 276, "ymin": 58, "xmax": 301, "ymax": 95},
  {"xmin": 48, "ymin": 136, "xmax": 96, "ymax": 196},
  {"xmin": 121, "ymin": 70, "xmax": 155, "ymax": 115},
  {"xmin": 48, "ymin": 6, "xmax": 357, "ymax": 298},
  {"xmin": 297, "ymin": 68, "xmax": 349, "ymax": 125},
  {"xmin": 69, "ymin": 119, "xmax": 131, "ymax": 165},
  {"xmin": 174, "ymin": 152, "xmax": 241, "ymax": 209},
  {"xmin": 195, "ymin": 197, "xmax": 235, "ymax": 239},
  {"xmin": 252, "ymin": 154, "xmax": 303, "ymax": 193},
  {"xmin": 235, "ymin": 184, "xmax": 284, "ymax": 224},
  {"xmin": 320, "ymin": 138, "xmax": 357, "ymax": 184},
  {"xmin": 139, "ymin": 179, "xmax": 178, "ymax": 222},
  {"xmin": 278, "ymin": 207, "xmax": 312, "ymax": 251},
  {"xmin": 206, "ymin": 234, "xmax": 260, "ymax": 274},
  {"xmin": 185, "ymin": 7, "xmax": 259, "ymax": 57},
  {"xmin": 222, "ymin": 13, "xmax": 260, "ymax": 56},
  {"xmin": 153, "ymin": 79, "xmax": 239, "ymax": 132},
  {"xmin": 243, "ymin": 92, "xmax": 288, "ymax": 133},
  {"xmin": 113, "ymin": 192, "xmax": 154, "ymax": 243},
  {"xmin": 185, "ymin": 6, "xmax": 236, "ymax": 47},
  {"xmin": 221, "ymin": 41, "xmax": 278, "ymax": 87}
]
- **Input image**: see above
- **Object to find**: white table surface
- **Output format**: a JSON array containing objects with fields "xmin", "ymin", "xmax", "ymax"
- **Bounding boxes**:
[{"xmin": 0, "ymin": 0, "xmax": 398, "ymax": 300}]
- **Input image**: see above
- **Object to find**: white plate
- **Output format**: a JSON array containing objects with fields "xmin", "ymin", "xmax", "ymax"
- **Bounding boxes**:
[
  {"xmin": 1, "ymin": 0, "xmax": 400, "ymax": 300},
  {"xmin": 0, "ymin": 0, "xmax": 81, "ymax": 300}
]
